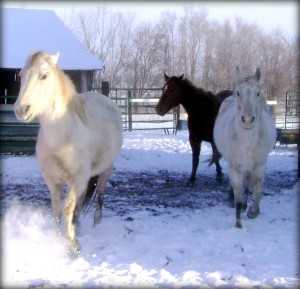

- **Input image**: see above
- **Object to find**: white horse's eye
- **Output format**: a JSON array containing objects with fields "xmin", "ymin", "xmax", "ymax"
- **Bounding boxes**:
[
  {"xmin": 39, "ymin": 74, "xmax": 48, "ymax": 80},
  {"xmin": 257, "ymin": 92, "xmax": 260, "ymax": 97},
  {"xmin": 236, "ymin": 91, "xmax": 240, "ymax": 96}
]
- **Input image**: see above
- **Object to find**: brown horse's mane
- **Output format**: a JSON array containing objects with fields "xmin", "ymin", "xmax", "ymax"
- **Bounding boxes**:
[{"xmin": 173, "ymin": 76, "xmax": 222, "ymax": 109}]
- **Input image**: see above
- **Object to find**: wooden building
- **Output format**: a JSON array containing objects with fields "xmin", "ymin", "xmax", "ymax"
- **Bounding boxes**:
[
  {"xmin": 0, "ymin": 8, "xmax": 104, "ymax": 153},
  {"xmin": 1, "ymin": 8, "xmax": 104, "ymax": 103}
]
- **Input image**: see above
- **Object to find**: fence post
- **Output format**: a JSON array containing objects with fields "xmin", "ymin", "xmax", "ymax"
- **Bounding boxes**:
[
  {"xmin": 128, "ymin": 90, "xmax": 132, "ymax": 132},
  {"xmin": 102, "ymin": 81, "xmax": 110, "ymax": 97}
]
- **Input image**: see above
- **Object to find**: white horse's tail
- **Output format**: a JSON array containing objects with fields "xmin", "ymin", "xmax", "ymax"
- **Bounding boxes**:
[{"xmin": 81, "ymin": 175, "xmax": 99, "ymax": 213}]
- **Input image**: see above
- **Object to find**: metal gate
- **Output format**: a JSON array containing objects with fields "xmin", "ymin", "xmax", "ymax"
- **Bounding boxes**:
[
  {"xmin": 276, "ymin": 91, "xmax": 299, "ymax": 145},
  {"xmin": 0, "ymin": 88, "xmax": 178, "ymax": 153},
  {"xmin": 108, "ymin": 88, "xmax": 178, "ymax": 134},
  {"xmin": 0, "ymin": 103, "xmax": 39, "ymax": 154},
  {"xmin": 284, "ymin": 91, "xmax": 299, "ymax": 130}
]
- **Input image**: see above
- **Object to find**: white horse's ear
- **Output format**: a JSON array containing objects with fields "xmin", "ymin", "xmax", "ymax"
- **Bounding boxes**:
[
  {"xmin": 52, "ymin": 53, "xmax": 59, "ymax": 65},
  {"xmin": 254, "ymin": 67, "xmax": 261, "ymax": 81},
  {"xmin": 231, "ymin": 66, "xmax": 240, "ymax": 88},
  {"xmin": 47, "ymin": 53, "xmax": 59, "ymax": 66}
]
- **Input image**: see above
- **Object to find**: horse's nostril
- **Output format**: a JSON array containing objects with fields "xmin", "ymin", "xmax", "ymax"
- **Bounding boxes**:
[
  {"xmin": 15, "ymin": 104, "xmax": 31, "ymax": 120},
  {"xmin": 241, "ymin": 116, "xmax": 255, "ymax": 124},
  {"xmin": 23, "ymin": 105, "xmax": 31, "ymax": 115}
]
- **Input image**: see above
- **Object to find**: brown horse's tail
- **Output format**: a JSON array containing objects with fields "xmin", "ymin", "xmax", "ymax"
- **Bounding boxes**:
[
  {"xmin": 81, "ymin": 175, "xmax": 99, "ymax": 213},
  {"xmin": 208, "ymin": 150, "xmax": 222, "ymax": 167}
]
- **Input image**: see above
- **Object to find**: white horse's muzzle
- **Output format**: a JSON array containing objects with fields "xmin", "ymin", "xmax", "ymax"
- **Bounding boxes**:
[{"xmin": 14, "ymin": 103, "xmax": 33, "ymax": 122}]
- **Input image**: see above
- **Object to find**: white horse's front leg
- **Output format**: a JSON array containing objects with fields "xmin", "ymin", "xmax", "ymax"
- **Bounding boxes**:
[
  {"xmin": 247, "ymin": 166, "xmax": 264, "ymax": 219},
  {"xmin": 64, "ymin": 184, "xmax": 83, "ymax": 256},
  {"xmin": 50, "ymin": 184, "xmax": 64, "ymax": 230},
  {"xmin": 229, "ymin": 167, "xmax": 244, "ymax": 228},
  {"xmin": 43, "ymin": 176, "xmax": 63, "ymax": 231}
]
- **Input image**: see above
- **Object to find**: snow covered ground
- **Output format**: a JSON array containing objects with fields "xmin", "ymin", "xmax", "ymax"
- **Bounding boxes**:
[{"xmin": 1, "ymin": 130, "xmax": 299, "ymax": 288}]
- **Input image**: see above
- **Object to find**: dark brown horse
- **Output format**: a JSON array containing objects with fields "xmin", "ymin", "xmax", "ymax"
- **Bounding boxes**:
[{"xmin": 156, "ymin": 73, "xmax": 232, "ymax": 184}]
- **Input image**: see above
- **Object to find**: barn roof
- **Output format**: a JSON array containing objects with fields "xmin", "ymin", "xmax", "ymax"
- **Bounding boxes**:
[{"xmin": 1, "ymin": 8, "xmax": 104, "ymax": 70}]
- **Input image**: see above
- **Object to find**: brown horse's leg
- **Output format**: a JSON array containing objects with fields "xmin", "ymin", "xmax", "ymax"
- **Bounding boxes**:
[{"xmin": 189, "ymin": 136, "xmax": 201, "ymax": 184}]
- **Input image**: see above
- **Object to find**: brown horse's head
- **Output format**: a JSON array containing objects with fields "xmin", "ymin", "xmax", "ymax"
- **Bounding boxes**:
[{"xmin": 156, "ymin": 73, "xmax": 184, "ymax": 116}]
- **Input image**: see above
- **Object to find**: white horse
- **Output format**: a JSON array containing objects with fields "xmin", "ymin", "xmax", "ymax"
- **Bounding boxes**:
[
  {"xmin": 213, "ymin": 67, "xmax": 276, "ymax": 228},
  {"xmin": 14, "ymin": 51, "xmax": 123, "ymax": 255}
]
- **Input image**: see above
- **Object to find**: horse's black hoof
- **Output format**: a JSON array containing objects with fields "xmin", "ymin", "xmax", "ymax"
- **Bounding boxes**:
[
  {"xmin": 215, "ymin": 175, "xmax": 223, "ymax": 182},
  {"xmin": 215, "ymin": 172, "xmax": 224, "ymax": 182},
  {"xmin": 187, "ymin": 177, "xmax": 196, "ymax": 187},
  {"xmin": 188, "ymin": 176, "xmax": 196, "ymax": 183},
  {"xmin": 186, "ymin": 181, "xmax": 195, "ymax": 188}
]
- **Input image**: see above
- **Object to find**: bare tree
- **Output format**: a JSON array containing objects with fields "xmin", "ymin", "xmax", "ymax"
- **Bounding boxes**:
[
  {"xmin": 63, "ymin": 5, "xmax": 298, "ymax": 103},
  {"xmin": 125, "ymin": 22, "xmax": 165, "ymax": 96},
  {"xmin": 157, "ymin": 11, "xmax": 178, "ymax": 77},
  {"xmin": 177, "ymin": 6, "xmax": 209, "ymax": 83},
  {"xmin": 65, "ymin": 6, "xmax": 136, "ymax": 87}
]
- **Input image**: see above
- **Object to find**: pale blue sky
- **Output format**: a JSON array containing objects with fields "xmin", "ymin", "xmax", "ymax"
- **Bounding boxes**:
[{"xmin": 2, "ymin": 1, "xmax": 298, "ymax": 37}]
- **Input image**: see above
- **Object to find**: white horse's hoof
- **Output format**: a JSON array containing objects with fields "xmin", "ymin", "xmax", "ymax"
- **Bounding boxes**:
[
  {"xmin": 66, "ymin": 240, "xmax": 81, "ymax": 259},
  {"xmin": 247, "ymin": 207, "xmax": 260, "ymax": 219},
  {"xmin": 235, "ymin": 221, "xmax": 243, "ymax": 229}
]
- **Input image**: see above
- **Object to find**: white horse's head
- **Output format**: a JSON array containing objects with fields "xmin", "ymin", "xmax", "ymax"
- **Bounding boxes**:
[
  {"xmin": 233, "ymin": 67, "xmax": 264, "ymax": 130},
  {"xmin": 14, "ymin": 51, "xmax": 60, "ymax": 122}
]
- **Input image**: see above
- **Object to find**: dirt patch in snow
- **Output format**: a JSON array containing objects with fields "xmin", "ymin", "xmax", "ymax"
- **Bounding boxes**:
[{"xmin": 1, "ymin": 169, "xmax": 297, "ymax": 217}]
